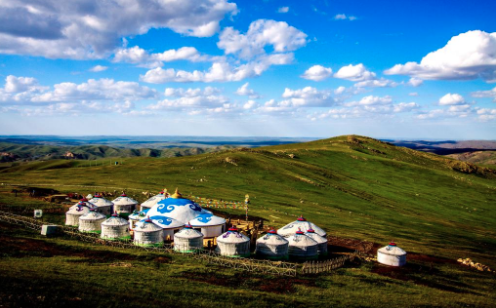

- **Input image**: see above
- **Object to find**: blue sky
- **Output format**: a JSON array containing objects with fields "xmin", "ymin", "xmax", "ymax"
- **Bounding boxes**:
[{"xmin": 1, "ymin": 0, "xmax": 496, "ymax": 139}]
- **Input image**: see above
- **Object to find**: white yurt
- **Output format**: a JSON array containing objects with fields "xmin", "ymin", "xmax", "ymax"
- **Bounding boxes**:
[
  {"xmin": 86, "ymin": 194, "xmax": 93, "ymax": 200},
  {"xmin": 78, "ymin": 209, "xmax": 106, "ymax": 233},
  {"xmin": 173, "ymin": 224, "xmax": 204, "ymax": 253},
  {"xmin": 287, "ymin": 229, "xmax": 319, "ymax": 261},
  {"xmin": 90, "ymin": 193, "xmax": 114, "ymax": 216},
  {"xmin": 128, "ymin": 209, "xmax": 149, "ymax": 231},
  {"xmin": 277, "ymin": 216, "xmax": 326, "ymax": 238},
  {"xmin": 256, "ymin": 229, "xmax": 289, "ymax": 260},
  {"xmin": 140, "ymin": 190, "xmax": 167, "ymax": 211},
  {"xmin": 215, "ymin": 226, "xmax": 251, "ymax": 258},
  {"xmin": 189, "ymin": 213, "xmax": 226, "ymax": 238},
  {"xmin": 146, "ymin": 189, "xmax": 209, "ymax": 224},
  {"xmin": 377, "ymin": 242, "xmax": 407, "ymax": 267},
  {"xmin": 112, "ymin": 193, "xmax": 138, "ymax": 216},
  {"xmin": 148, "ymin": 215, "xmax": 184, "ymax": 241},
  {"xmin": 133, "ymin": 217, "xmax": 164, "ymax": 247},
  {"xmin": 65, "ymin": 199, "xmax": 94, "ymax": 226},
  {"xmin": 305, "ymin": 229, "xmax": 328, "ymax": 256},
  {"xmin": 101, "ymin": 212, "xmax": 130, "ymax": 240}
]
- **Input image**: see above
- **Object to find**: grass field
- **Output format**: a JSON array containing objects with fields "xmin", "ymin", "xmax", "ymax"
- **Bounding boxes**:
[{"xmin": 1, "ymin": 135, "xmax": 495, "ymax": 307}]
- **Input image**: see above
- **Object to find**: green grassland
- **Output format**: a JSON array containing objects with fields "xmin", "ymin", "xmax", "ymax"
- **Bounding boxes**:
[{"xmin": 1, "ymin": 135, "xmax": 495, "ymax": 307}]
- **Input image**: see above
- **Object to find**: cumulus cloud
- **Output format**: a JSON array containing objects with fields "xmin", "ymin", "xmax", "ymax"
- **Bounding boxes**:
[
  {"xmin": 277, "ymin": 7, "xmax": 289, "ymax": 13},
  {"xmin": 438, "ymin": 93, "xmax": 465, "ymax": 105},
  {"xmin": 113, "ymin": 46, "xmax": 211, "ymax": 68},
  {"xmin": 301, "ymin": 65, "xmax": 333, "ymax": 81},
  {"xmin": 243, "ymin": 100, "xmax": 257, "ymax": 109},
  {"xmin": 384, "ymin": 30, "xmax": 496, "ymax": 82},
  {"xmin": 344, "ymin": 95, "xmax": 393, "ymax": 107},
  {"xmin": 476, "ymin": 108, "xmax": 496, "ymax": 120},
  {"xmin": 407, "ymin": 77, "xmax": 423, "ymax": 87},
  {"xmin": 148, "ymin": 87, "xmax": 227, "ymax": 110},
  {"xmin": 334, "ymin": 14, "xmax": 357, "ymax": 21},
  {"xmin": 354, "ymin": 78, "xmax": 397, "ymax": 88},
  {"xmin": 334, "ymin": 64, "xmax": 376, "ymax": 82},
  {"xmin": 236, "ymin": 83, "xmax": 260, "ymax": 99},
  {"xmin": 472, "ymin": 86, "xmax": 496, "ymax": 102},
  {"xmin": 281, "ymin": 87, "xmax": 335, "ymax": 107},
  {"xmin": 334, "ymin": 86, "xmax": 347, "ymax": 95},
  {"xmin": 0, "ymin": 0, "xmax": 237, "ymax": 59},
  {"xmin": 89, "ymin": 65, "xmax": 108, "ymax": 72}
]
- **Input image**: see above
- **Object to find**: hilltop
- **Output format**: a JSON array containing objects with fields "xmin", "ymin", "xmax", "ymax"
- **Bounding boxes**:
[{"xmin": 447, "ymin": 151, "xmax": 496, "ymax": 167}]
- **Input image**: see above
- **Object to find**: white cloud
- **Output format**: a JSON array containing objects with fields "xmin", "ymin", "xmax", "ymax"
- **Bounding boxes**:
[
  {"xmin": 236, "ymin": 83, "xmax": 260, "ymax": 99},
  {"xmin": 334, "ymin": 14, "xmax": 357, "ymax": 21},
  {"xmin": 243, "ymin": 100, "xmax": 257, "ymax": 109},
  {"xmin": 89, "ymin": 65, "xmax": 108, "ymax": 72},
  {"xmin": 393, "ymin": 102, "xmax": 419, "ymax": 113},
  {"xmin": 416, "ymin": 103, "xmax": 474, "ymax": 120},
  {"xmin": 301, "ymin": 65, "xmax": 333, "ymax": 81},
  {"xmin": 354, "ymin": 78, "xmax": 397, "ymax": 88},
  {"xmin": 148, "ymin": 87, "xmax": 227, "ymax": 110},
  {"xmin": 384, "ymin": 30, "xmax": 496, "ymax": 82},
  {"xmin": 281, "ymin": 87, "xmax": 335, "ymax": 107},
  {"xmin": 409, "ymin": 92, "xmax": 418, "ymax": 96},
  {"xmin": 334, "ymin": 64, "xmax": 376, "ymax": 82},
  {"xmin": 334, "ymin": 86, "xmax": 347, "ymax": 95},
  {"xmin": 472, "ymin": 86, "xmax": 496, "ymax": 102},
  {"xmin": 113, "ymin": 46, "xmax": 211, "ymax": 68},
  {"xmin": 217, "ymin": 19, "xmax": 307, "ymax": 60},
  {"xmin": 407, "ymin": 77, "xmax": 423, "ymax": 87},
  {"xmin": 476, "ymin": 108, "xmax": 496, "ymax": 120},
  {"xmin": 0, "ymin": 0, "xmax": 238, "ymax": 59},
  {"xmin": 344, "ymin": 95, "xmax": 393, "ymax": 107},
  {"xmin": 439, "ymin": 93, "xmax": 465, "ymax": 105},
  {"xmin": 277, "ymin": 7, "xmax": 289, "ymax": 13}
]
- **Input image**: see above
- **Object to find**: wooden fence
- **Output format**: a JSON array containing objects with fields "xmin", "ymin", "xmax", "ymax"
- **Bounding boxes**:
[{"xmin": 301, "ymin": 254, "xmax": 354, "ymax": 274}]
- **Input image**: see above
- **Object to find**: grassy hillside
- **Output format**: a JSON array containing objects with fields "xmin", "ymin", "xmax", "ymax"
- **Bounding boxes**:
[
  {"xmin": 447, "ymin": 151, "xmax": 496, "ymax": 167},
  {"xmin": 1, "ymin": 135, "xmax": 495, "ymax": 307}
]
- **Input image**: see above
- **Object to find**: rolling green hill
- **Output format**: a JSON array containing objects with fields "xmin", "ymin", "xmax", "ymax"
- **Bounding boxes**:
[
  {"xmin": 1, "ymin": 135, "xmax": 495, "ymax": 307},
  {"xmin": 447, "ymin": 150, "xmax": 496, "ymax": 167}
]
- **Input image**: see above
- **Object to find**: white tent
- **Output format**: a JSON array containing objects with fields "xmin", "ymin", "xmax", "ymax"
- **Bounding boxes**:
[
  {"xmin": 215, "ymin": 226, "xmax": 250, "ymax": 258},
  {"xmin": 79, "ymin": 209, "xmax": 106, "ymax": 233},
  {"xmin": 111, "ymin": 193, "xmax": 138, "ymax": 215},
  {"xmin": 148, "ymin": 215, "xmax": 184, "ymax": 241},
  {"xmin": 140, "ymin": 191, "xmax": 166, "ymax": 211},
  {"xmin": 133, "ymin": 218, "xmax": 163, "ymax": 247},
  {"xmin": 101, "ymin": 213, "xmax": 130, "ymax": 240},
  {"xmin": 256, "ymin": 229, "xmax": 289, "ymax": 260},
  {"xmin": 305, "ymin": 229, "xmax": 328, "ymax": 256},
  {"xmin": 90, "ymin": 194, "xmax": 114, "ymax": 216},
  {"xmin": 377, "ymin": 242, "xmax": 407, "ymax": 267},
  {"xmin": 173, "ymin": 224, "xmax": 204, "ymax": 253},
  {"xmin": 287, "ymin": 229, "xmax": 319, "ymax": 260},
  {"xmin": 65, "ymin": 199, "xmax": 94, "ymax": 226},
  {"xmin": 128, "ymin": 209, "xmax": 149, "ymax": 231},
  {"xmin": 189, "ymin": 213, "xmax": 226, "ymax": 238},
  {"xmin": 277, "ymin": 216, "xmax": 326, "ymax": 238}
]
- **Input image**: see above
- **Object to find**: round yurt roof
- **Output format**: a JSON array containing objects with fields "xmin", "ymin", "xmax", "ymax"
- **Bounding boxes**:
[
  {"xmin": 112, "ymin": 193, "xmax": 138, "ymax": 206},
  {"xmin": 287, "ymin": 230, "xmax": 318, "ymax": 248},
  {"xmin": 80, "ymin": 209, "xmax": 106, "ymax": 221},
  {"xmin": 90, "ymin": 195, "xmax": 113, "ymax": 207},
  {"xmin": 129, "ymin": 209, "xmax": 149, "ymax": 221},
  {"xmin": 189, "ymin": 213, "xmax": 226, "ymax": 227},
  {"xmin": 257, "ymin": 229, "xmax": 289, "ymax": 245},
  {"xmin": 102, "ymin": 213, "xmax": 128, "ymax": 226},
  {"xmin": 304, "ymin": 229, "xmax": 327, "ymax": 244},
  {"xmin": 174, "ymin": 224, "xmax": 203, "ymax": 239},
  {"xmin": 277, "ymin": 216, "xmax": 326, "ymax": 237},
  {"xmin": 378, "ymin": 242, "xmax": 407, "ymax": 256},
  {"xmin": 86, "ymin": 194, "xmax": 93, "ymax": 200},
  {"xmin": 135, "ymin": 218, "xmax": 163, "ymax": 232},
  {"xmin": 147, "ymin": 215, "xmax": 184, "ymax": 229},
  {"xmin": 141, "ymin": 191, "xmax": 166, "ymax": 208},
  {"xmin": 217, "ymin": 227, "xmax": 250, "ymax": 244},
  {"xmin": 146, "ymin": 189, "xmax": 204, "ymax": 224},
  {"xmin": 67, "ymin": 201, "xmax": 94, "ymax": 214}
]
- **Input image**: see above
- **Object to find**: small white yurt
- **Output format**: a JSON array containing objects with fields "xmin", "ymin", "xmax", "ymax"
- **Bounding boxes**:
[
  {"xmin": 305, "ymin": 229, "xmax": 328, "ymax": 256},
  {"xmin": 86, "ymin": 194, "xmax": 93, "ymax": 200},
  {"xmin": 140, "ymin": 190, "xmax": 167, "ymax": 211},
  {"xmin": 173, "ymin": 224, "xmax": 204, "ymax": 253},
  {"xmin": 189, "ymin": 213, "xmax": 226, "ymax": 238},
  {"xmin": 256, "ymin": 229, "xmax": 289, "ymax": 260},
  {"xmin": 215, "ymin": 226, "xmax": 251, "ymax": 258},
  {"xmin": 112, "ymin": 193, "xmax": 138, "ymax": 216},
  {"xmin": 277, "ymin": 216, "xmax": 326, "ymax": 238},
  {"xmin": 78, "ymin": 209, "xmax": 106, "ymax": 233},
  {"xmin": 90, "ymin": 194, "xmax": 114, "ymax": 216},
  {"xmin": 133, "ymin": 217, "xmax": 164, "ymax": 247},
  {"xmin": 287, "ymin": 229, "xmax": 319, "ymax": 261},
  {"xmin": 128, "ymin": 209, "xmax": 149, "ymax": 231},
  {"xmin": 101, "ymin": 212, "xmax": 130, "ymax": 240},
  {"xmin": 65, "ymin": 199, "xmax": 94, "ymax": 226},
  {"xmin": 146, "ymin": 189, "xmax": 208, "ymax": 224},
  {"xmin": 148, "ymin": 215, "xmax": 184, "ymax": 241},
  {"xmin": 377, "ymin": 242, "xmax": 407, "ymax": 267}
]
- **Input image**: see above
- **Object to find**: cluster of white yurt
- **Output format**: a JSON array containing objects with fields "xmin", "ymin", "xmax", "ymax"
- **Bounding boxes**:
[
  {"xmin": 89, "ymin": 193, "xmax": 114, "ymax": 216},
  {"xmin": 189, "ymin": 213, "xmax": 226, "ymax": 238},
  {"xmin": 216, "ymin": 226, "xmax": 251, "ymax": 257},
  {"xmin": 377, "ymin": 242, "xmax": 407, "ymax": 267},
  {"xmin": 79, "ymin": 208, "xmax": 106, "ymax": 233},
  {"xmin": 101, "ymin": 213, "xmax": 130, "ymax": 240},
  {"xmin": 140, "ymin": 190, "xmax": 167, "ymax": 211},
  {"xmin": 256, "ymin": 229, "xmax": 289, "ymax": 260},
  {"xmin": 133, "ymin": 217, "xmax": 164, "ymax": 247},
  {"xmin": 305, "ymin": 229, "xmax": 328, "ymax": 256},
  {"xmin": 287, "ymin": 229, "xmax": 319, "ymax": 260},
  {"xmin": 112, "ymin": 193, "xmax": 138, "ymax": 216},
  {"xmin": 173, "ymin": 224, "xmax": 204, "ymax": 253},
  {"xmin": 65, "ymin": 198, "xmax": 95, "ymax": 226},
  {"xmin": 278, "ymin": 216, "xmax": 326, "ymax": 238}
]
